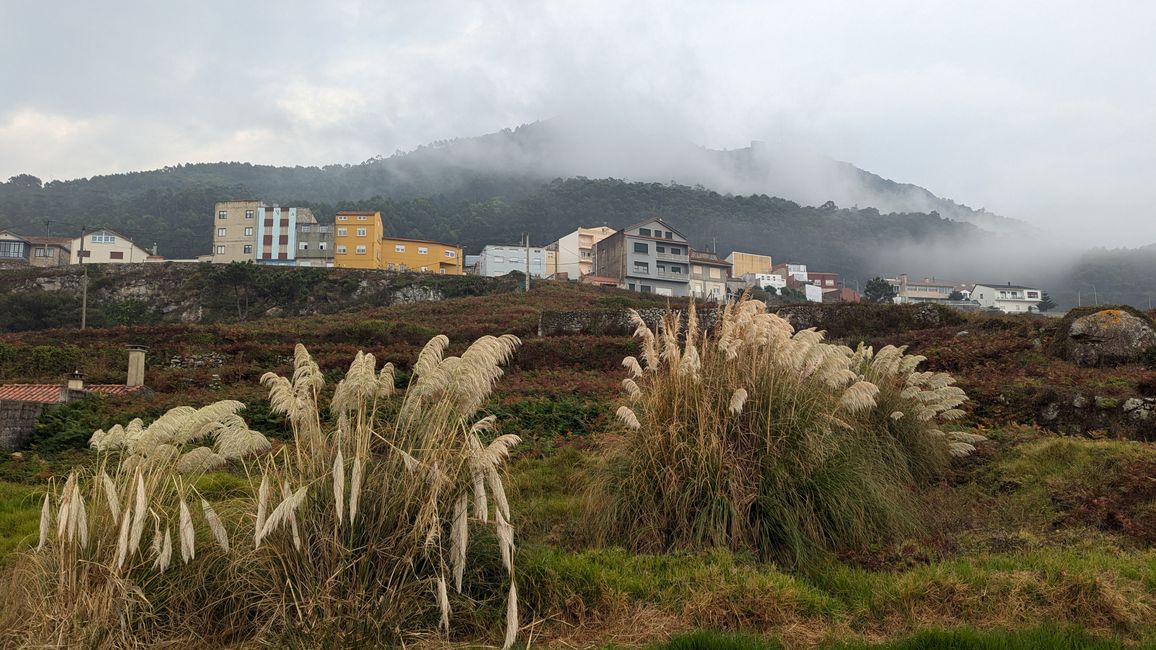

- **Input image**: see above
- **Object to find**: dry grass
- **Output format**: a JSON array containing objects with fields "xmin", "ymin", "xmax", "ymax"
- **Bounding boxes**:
[
  {"xmin": 2, "ymin": 334, "xmax": 524, "ymax": 647},
  {"xmin": 589, "ymin": 298, "xmax": 977, "ymax": 566}
]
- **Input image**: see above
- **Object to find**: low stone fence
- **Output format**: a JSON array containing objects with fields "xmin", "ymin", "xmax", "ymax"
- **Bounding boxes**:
[{"xmin": 538, "ymin": 307, "xmax": 721, "ymax": 337}]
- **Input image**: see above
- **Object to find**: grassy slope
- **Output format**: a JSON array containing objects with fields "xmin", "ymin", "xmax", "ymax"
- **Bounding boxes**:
[{"xmin": 0, "ymin": 284, "xmax": 1154, "ymax": 647}]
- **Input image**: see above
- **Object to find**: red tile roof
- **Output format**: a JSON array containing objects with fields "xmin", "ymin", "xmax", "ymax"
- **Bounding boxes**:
[
  {"xmin": 0, "ymin": 384, "xmax": 65, "ymax": 403},
  {"xmin": 89, "ymin": 385, "xmax": 148, "ymax": 397},
  {"xmin": 0, "ymin": 384, "xmax": 146, "ymax": 403}
]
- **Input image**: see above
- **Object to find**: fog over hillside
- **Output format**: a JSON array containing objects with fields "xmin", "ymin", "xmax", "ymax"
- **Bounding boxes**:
[{"xmin": 373, "ymin": 117, "xmax": 1033, "ymax": 238}]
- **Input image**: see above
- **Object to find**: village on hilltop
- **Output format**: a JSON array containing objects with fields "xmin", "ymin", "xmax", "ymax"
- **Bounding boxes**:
[{"xmin": 1, "ymin": 199, "xmax": 1047, "ymax": 313}]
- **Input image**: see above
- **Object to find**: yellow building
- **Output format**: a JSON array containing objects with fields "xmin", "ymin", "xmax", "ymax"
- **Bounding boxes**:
[
  {"xmin": 333, "ymin": 211, "xmax": 384, "ymax": 269},
  {"xmin": 382, "ymin": 237, "xmax": 464, "ymax": 275},
  {"xmin": 725, "ymin": 251, "xmax": 772, "ymax": 278}
]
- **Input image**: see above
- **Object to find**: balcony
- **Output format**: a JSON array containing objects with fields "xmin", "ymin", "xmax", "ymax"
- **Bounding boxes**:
[
  {"xmin": 656, "ymin": 270, "xmax": 687, "ymax": 281},
  {"xmin": 656, "ymin": 250, "xmax": 688, "ymax": 262}
]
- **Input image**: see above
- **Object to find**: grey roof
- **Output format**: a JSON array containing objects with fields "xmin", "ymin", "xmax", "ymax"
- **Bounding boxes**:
[{"xmin": 973, "ymin": 283, "xmax": 1039, "ymax": 291}]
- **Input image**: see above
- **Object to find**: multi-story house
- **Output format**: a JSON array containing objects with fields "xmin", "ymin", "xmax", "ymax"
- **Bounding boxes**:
[
  {"xmin": 807, "ymin": 271, "xmax": 840, "ymax": 291},
  {"xmin": 333, "ymin": 211, "xmax": 384, "ymax": 269},
  {"xmin": 972, "ymin": 283, "xmax": 1043, "ymax": 313},
  {"xmin": 544, "ymin": 243, "xmax": 558, "ymax": 277},
  {"xmin": 478, "ymin": 244, "xmax": 547, "ymax": 278},
  {"xmin": 688, "ymin": 251, "xmax": 731, "ymax": 302},
  {"xmin": 726, "ymin": 251, "xmax": 772, "ymax": 278},
  {"xmin": 886, "ymin": 275, "xmax": 971, "ymax": 304},
  {"xmin": 772, "ymin": 262, "xmax": 809, "ymax": 282},
  {"xmin": 592, "ymin": 218, "xmax": 690, "ymax": 297},
  {"xmin": 293, "ymin": 221, "xmax": 334, "ymax": 267},
  {"xmin": 211, "ymin": 201, "xmax": 323, "ymax": 265},
  {"xmin": 741, "ymin": 272, "xmax": 788, "ymax": 292},
  {"xmin": 71, "ymin": 229, "xmax": 156, "ymax": 264},
  {"xmin": 381, "ymin": 237, "xmax": 463, "ymax": 274},
  {"xmin": 550, "ymin": 226, "xmax": 616, "ymax": 279}
]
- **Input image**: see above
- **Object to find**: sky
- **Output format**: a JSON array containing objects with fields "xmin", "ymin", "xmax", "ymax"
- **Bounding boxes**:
[{"xmin": 2, "ymin": 0, "xmax": 1155, "ymax": 245}]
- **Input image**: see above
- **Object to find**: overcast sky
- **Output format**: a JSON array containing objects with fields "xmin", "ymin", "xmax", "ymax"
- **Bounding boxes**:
[{"xmin": 2, "ymin": 1, "xmax": 1154, "ymax": 245}]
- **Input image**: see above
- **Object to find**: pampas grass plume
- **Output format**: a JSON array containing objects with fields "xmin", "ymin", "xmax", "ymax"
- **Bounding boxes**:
[{"xmin": 202, "ymin": 499, "xmax": 229, "ymax": 552}]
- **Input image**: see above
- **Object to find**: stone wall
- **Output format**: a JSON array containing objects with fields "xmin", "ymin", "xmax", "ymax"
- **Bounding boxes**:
[
  {"xmin": 538, "ymin": 307, "xmax": 721, "ymax": 337},
  {"xmin": 0, "ymin": 400, "xmax": 44, "ymax": 450}
]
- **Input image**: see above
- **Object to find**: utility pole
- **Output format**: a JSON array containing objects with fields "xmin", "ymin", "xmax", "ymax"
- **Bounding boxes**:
[
  {"xmin": 523, "ymin": 233, "xmax": 531, "ymax": 292},
  {"xmin": 79, "ymin": 225, "xmax": 88, "ymax": 329}
]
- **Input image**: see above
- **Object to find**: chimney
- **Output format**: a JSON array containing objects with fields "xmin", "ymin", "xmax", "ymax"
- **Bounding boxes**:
[
  {"xmin": 63, "ymin": 370, "xmax": 84, "ymax": 400},
  {"xmin": 126, "ymin": 345, "xmax": 147, "ymax": 387}
]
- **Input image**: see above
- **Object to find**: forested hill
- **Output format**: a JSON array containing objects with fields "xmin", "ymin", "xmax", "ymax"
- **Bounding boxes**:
[{"xmin": 0, "ymin": 172, "xmax": 981, "ymax": 281}]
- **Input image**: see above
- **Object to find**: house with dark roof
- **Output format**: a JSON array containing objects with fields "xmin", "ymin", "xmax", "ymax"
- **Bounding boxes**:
[{"xmin": 972, "ymin": 282, "xmax": 1043, "ymax": 313}]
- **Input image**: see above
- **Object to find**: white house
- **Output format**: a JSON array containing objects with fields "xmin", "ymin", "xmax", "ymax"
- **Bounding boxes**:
[
  {"xmin": 70, "ymin": 229, "xmax": 156, "ymax": 264},
  {"xmin": 972, "ymin": 283, "xmax": 1043, "ymax": 313},
  {"xmin": 741, "ymin": 272, "xmax": 787, "ymax": 292}
]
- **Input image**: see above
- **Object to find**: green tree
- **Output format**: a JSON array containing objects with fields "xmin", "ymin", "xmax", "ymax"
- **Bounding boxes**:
[
  {"xmin": 1037, "ymin": 291, "xmax": 1057, "ymax": 312},
  {"xmin": 863, "ymin": 277, "xmax": 897, "ymax": 304},
  {"xmin": 948, "ymin": 290, "xmax": 965, "ymax": 301}
]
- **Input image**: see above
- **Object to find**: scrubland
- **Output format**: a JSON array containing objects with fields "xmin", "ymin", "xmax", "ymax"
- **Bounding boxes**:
[{"xmin": 0, "ymin": 283, "xmax": 1152, "ymax": 648}]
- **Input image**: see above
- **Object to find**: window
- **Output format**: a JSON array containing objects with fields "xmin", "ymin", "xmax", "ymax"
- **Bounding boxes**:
[
  {"xmin": 91, "ymin": 233, "xmax": 116, "ymax": 244},
  {"xmin": 356, "ymin": 228, "xmax": 367, "ymax": 237},
  {"xmin": 669, "ymin": 266, "xmax": 681, "ymax": 274},
  {"xmin": 439, "ymin": 268, "xmax": 446, "ymax": 275},
  {"xmin": 244, "ymin": 227, "xmax": 254, "ymax": 236},
  {"xmin": 444, "ymin": 250, "xmax": 457, "ymax": 258},
  {"xmin": 418, "ymin": 247, "xmax": 429, "ymax": 255},
  {"xmin": 218, "ymin": 210, "xmax": 227, "ymax": 220},
  {"xmin": 357, "ymin": 215, "xmax": 368, "ymax": 221},
  {"xmin": 665, "ymin": 232, "xmax": 673, "ymax": 240},
  {"xmin": 243, "ymin": 245, "xmax": 253, "ymax": 254},
  {"xmin": 79, "ymin": 250, "xmax": 91, "ymax": 258},
  {"xmin": 34, "ymin": 247, "xmax": 49, "ymax": 257},
  {"xmin": 318, "ymin": 242, "xmax": 327, "ymax": 250},
  {"xmin": 669, "ymin": 246, "xmax": 681, "ymax": 255},
  {"xmin": 337, "ymin": 215, "xmax": 348, "ymax": 221},
  {"xmin": 633, "ymin": 261, "xmax": 650, "ymax": 274},
  {"xmin": 0, "ymin": 241, "xmax": 26, "ymax": 258},
  {"xmin": 709, "ymin": 267, "xmax": 721, "ymax": 279},
  {"xmin": 215, "ymin": 245, "xmax": 225, "ymax": 255},
  {"xmin": 692, "ymin": 265, "xmax": 702, "ymax": 274},
  {"xmin": 299, "ymin": 224, "xmax": 312, "ymax": 233},
  {"xmin": 580, "ymin": 250, "xmax": 591, "ymax": 258},
  {"xmin": 245, "ymin": 210, "xmax": 254, "ymax": 219},
  {"xmin": 217, "ymin": 228, "xmax": 227, "ymax": 237},
  {"xmin": 640, "ymin": 285, "xmax": 653, "ymax": 293},
  {"xmin": 386, "ymin": 263, "xmax": 396, "ymax": 271},
  {"xmin": 337, "ymin": 227, "xmax": 348, "ymax": 237},
  {"xmin": 336, "ymin": 245, "xmax": 347, "ymax": 254},
  {"xmin": 394, "ymin": 244, "xmax": 406, "ymax": 253},
  {"xmin": 356, "ymin": 245, "xmax": 366, "ymax": 255},
  {"xmin": 633, "ymin": 242, "xmax": 648, "ymax": 254},
  {"xmin": 657, "ymin": 264, "xmax": 667, "ymax": 272},
  {"xmin": 628, "ymin": 283, "xmax": 636, "ymax": 291},
  {"xmin": 1027, "ymin": 291, "xmax": 1039, "ymax": 299},
  {"xmin": 420, "ymin": 266, "xmax": 428, "ymax": 272},
  {"xmin": 654, "ymin": 230, "xmax": 664, "ymax": 238},
  {"xmin": 638, "ymin": 228, "xmax": 652, "ymax": 237},
  {"xmin": 494, "ymin": 256, "xmax": 505, "ymax": 263},
  {"xmin": 299, "ymin": 242, "xmax": 309, "ymax": 251},
  {"xmin": 399, "ymin": 264, "xmax": 407, "ymax": 272},
  {"xmin": 110, "ymin": 251, "xmax": 124, "ymax": 260},
  {"xmin": 656, "ymin": 245, "xmax": 665, "ymax": 253}
]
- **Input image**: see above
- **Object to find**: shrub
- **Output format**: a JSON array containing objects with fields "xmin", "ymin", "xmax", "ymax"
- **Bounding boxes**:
[
  {"xmin": 589, "ymin": 299, "xmax": 975, "ymax": 567},
  {"xmin": 6, "ymin": 336, "xmax": 524, "ymax": 647},
  {"xmin": 29, "ymin": 397, "xmax": 110, "ymax": 453}
]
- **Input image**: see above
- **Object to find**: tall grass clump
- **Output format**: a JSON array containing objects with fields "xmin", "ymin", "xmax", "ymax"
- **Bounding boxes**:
[
  {"xmin": 590, "ymin": 298, "xmax": 977, "ymax": 566},
  {"xmin": 6, "ymin": 336, "xmax": 523, "ymax": 647},
  {"xmin": 7, "ymin": 401, "xmax": 270, "ymax": 645},
  {"xmin": 246, "ymin": 338, "xmax": 522, "ymax": 646}
]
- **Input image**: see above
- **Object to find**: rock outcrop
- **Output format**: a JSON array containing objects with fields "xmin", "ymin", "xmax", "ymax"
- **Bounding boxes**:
[{"xmin": 1056, "ymin": 308, "xmax": 1156, "ymax": 367}]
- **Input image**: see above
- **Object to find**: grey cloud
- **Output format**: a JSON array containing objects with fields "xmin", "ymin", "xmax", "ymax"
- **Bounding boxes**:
[{"xmin": 1, "ymin": 1, "xmax": 1155, "ymax": 245}]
